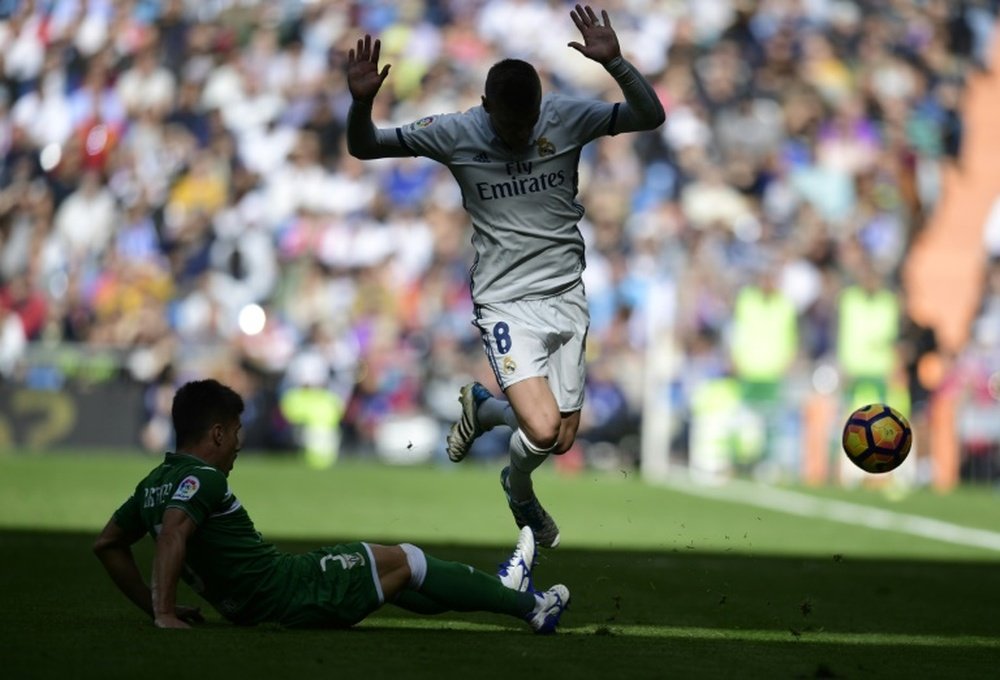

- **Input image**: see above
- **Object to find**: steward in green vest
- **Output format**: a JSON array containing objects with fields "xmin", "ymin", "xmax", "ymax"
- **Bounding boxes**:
[
  {"xmin": 837, "ymin": 267, "xmax": 900, "ymax": 407},
  {"xmin": 729, "ymin": 267, "xmax": 799, "ymax": 467}
]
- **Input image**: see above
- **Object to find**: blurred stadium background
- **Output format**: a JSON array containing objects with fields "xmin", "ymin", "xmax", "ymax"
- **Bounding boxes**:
[{"xmin": 1, "ymin": 0, "xmax": 1000, "ymax": 493}]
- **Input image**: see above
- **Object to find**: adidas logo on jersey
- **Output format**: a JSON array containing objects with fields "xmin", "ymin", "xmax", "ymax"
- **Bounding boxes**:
[{"xmin": 473, "ymin": 152, "xmax": 491, "ymax": 163}]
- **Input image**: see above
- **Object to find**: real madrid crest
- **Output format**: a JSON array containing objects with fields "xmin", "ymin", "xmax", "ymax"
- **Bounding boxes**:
[{"xmin": 536, "ymin": 137, "xmax": 556, "ymax": 157}]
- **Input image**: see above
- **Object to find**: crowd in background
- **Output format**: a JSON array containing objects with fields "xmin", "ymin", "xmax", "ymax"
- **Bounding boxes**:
[{"xmin": 1, "ymin": 0, "xmax": 999, "ymax": 480}]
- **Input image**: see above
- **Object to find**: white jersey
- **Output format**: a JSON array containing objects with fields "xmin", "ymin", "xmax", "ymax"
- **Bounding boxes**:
[{"xmin": 397, "ymin": 94, "xmax": 619, "ymax": 304}]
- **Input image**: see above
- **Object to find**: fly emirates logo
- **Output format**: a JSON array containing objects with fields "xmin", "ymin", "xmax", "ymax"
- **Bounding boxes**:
[{"xmin": 475, "ymin": 161, "xmax": 566, "ymax": 201}]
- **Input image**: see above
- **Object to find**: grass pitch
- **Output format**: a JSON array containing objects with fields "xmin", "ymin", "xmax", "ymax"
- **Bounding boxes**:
[{"xmin": 1, "ymin": 452, "xmax": 998, "ymax": 679}]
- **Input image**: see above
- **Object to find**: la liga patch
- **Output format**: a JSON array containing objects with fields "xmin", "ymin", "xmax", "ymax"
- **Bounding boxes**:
[{"xmin": 172, "ymin": 475, "xmax": 200, "ymax": 501}]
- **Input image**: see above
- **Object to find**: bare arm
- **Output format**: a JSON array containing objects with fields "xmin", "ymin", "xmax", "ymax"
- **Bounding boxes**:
[
  {"xmin": 93, "ymin": 514, "xmax": 204, "ymax": 627},
  {"xmin": 345, "ymin": 34, "xmax": 411, "ymax": 160},
  {"xmin": 568, "ymin": 4, "xmax": 665, "ymax": 132},
  {"xmin": 151, "ymin": 507, "xmax": 199, "ymax": 629},
  {"xmin": 93, "ymin": 517, "xmax": 156, "ymax": 618}
]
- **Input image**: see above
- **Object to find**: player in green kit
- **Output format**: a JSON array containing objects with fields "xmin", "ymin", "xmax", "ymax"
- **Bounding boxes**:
[{"xmin": 93, "ymin": 379, "xmax": 569, "ymax": 632}]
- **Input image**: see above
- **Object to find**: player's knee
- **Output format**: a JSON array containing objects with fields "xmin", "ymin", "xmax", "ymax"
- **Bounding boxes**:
[
  {"xmin": 519, "ymin": 416, "xmax": 560, "ymax": 451},
  {"xmin": 553, "ymin": 433, "xmax": 575, "ymax": 455},
  {"xmin": 525, "ymin": 429, "xmax": 559, "ymax": 451},
  {"xmin": 398, "ymin": 543, "xmax": 426, "ymax": 589},
  {"xmin": 554, "ymin": 420, "xmax": 580, "ymax": 455},
  {"xmin": 515, "ymin": 429, "xmax": 560, "ymax": 461}
]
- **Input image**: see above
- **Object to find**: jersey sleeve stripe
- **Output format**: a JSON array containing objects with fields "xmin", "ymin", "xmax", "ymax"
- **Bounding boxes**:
[
  {"xmin": 395, "ymin": 127, "xmax": 416, "ymax": 156},
  {"xmin": 210, "ymin": 498, "xmax": 243, "ymax": 518},
  {"xmin": 607, "ymin": 102, "xmax": 620, "ymax": 136}
]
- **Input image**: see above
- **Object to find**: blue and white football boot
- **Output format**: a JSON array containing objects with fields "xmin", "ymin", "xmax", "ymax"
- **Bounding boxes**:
[
  {"xmin": 527, "ymin": 584, "xmax": 571, "ymax": 634},
  {"xmin": 498, "ymin": 526, "xmax": 536, "ymax": 592}
]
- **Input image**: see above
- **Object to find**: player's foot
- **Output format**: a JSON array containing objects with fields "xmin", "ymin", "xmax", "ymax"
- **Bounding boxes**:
[
  {"xmin": 500, "ymin": 466, "xmax": 561, "ymax": 549},
  {"xmin": 498, "ymin": 526, "xmax": 536, "ymax": 592},
  {"xmin": 445, "ymin": 382, "xmax": 493, "ymax": 462},
  {"xmin": 527, "ymin": 584, "xmax": 570, "ymax": 634}
]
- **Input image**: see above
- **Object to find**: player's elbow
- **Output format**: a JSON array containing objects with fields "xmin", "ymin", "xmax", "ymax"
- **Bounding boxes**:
[
  {"xmin": 346, "ymin": 137, "xmax": 377, "ymax": 160},
  {"xmin": 93, "ymin": 533, "xmax": 121, "ymax": 561},
  {"xmin": 347, "ymin": 145, "xmax": 374, "ymax": 160},
  {"xmin": 644, "ymin": 105, "xmax": 666, "ymax": 130}
]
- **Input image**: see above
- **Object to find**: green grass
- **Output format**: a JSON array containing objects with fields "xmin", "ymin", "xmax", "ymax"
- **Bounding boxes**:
[{"xmin": 1, "ymin": 452, "xmax": 999, "ymax": 679}]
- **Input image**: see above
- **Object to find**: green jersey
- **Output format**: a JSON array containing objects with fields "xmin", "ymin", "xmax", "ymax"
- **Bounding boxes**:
[{"xmin": 113, "ymin": 452, "xmax": 297, "ymax": 624}]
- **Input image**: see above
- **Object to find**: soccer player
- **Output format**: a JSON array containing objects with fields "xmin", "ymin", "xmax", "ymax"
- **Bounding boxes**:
[
  {"xmin": 345, "ymin": 5, "xmax": 665, "ymax": 548},
  {"xmin": 93, "ymin": 379, "xmax": 569, "ymax": 633}
]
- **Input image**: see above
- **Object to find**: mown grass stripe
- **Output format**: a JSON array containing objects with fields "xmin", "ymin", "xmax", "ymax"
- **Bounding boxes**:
[
  {"xmin": 661, "ymin": 476, "xmax": 1000, "ymax": 553},
  {"xmin": 361, "ymin": 618, "xmax": 1000, "ymax": 647}
]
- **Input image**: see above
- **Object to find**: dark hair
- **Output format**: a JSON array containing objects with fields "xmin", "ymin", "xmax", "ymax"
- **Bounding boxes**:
[
  {"xmin": 484, "ymin": 59, "xmax": 541, "ymax": 114},
  {"xmin": 172, "ymin": 379, "xmax": 245, "ymax": 449}
]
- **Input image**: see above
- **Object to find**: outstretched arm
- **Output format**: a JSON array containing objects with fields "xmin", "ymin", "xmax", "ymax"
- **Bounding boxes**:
[
  {"xmin": 94, "ymin": 515, "xmax": 204, "ymax": 627},
  {"xmin": 94, "ymin": 518, "xmax": 157, "ymax": 618},
  {"xmin": 151, "ymin": 508, "xmax": 200, "ymax": 628},
  {"xmin": 346, "ymin": 34, "xmax": 411, "ymax": 159},
  {"xmin": 568, "ymin": 4, "xmax": 665, "ymax": 132}
]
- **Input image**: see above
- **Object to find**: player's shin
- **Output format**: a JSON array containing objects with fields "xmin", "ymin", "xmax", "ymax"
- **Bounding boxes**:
[
  {"xmin": 417, "ymin": 554, "xmax": 535, "ymax": 618},
  {"xmin": 507, "ymin": 429, "xmax": 556, "ymax": 501}
]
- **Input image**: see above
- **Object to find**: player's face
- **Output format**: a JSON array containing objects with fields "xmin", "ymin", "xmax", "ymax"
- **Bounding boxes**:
[
  {"xmin": 484, "ymin": 98, "xmax": 539, "ymax": 150},
  {"xmin": 216, "ymin": 419, "xmax": 243, "ymax": 476}
]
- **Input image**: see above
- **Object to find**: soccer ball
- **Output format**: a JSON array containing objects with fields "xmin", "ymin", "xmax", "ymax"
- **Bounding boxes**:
[{"xmin": 841, "ymin": 403, "xmax": 912, "ymax": 473}]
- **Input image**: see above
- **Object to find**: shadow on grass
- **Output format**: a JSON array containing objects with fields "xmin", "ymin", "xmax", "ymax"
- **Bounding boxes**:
[{"xmin": 3, "ymin": 529, "xmax": 998, "ymax": 679}]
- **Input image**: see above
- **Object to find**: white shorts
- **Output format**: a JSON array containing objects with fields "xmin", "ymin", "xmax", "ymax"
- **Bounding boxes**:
[{"xmin": 472, "ymin": 283, "xmax": 590, "ymax": 413}]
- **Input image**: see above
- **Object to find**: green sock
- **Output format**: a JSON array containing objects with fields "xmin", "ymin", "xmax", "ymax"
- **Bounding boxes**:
[
  {"xmin": 417, "ymin": 555, "xmax": 535, "ymax": 619},
  {"xmin": 393, "ymin": 590, "xmax": 448, "ymax": 615}
]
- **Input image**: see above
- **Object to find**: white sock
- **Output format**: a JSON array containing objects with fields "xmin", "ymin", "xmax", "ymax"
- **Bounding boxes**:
[
  {"xmin": 478, "ymin": 396, "xmax": 519, "ymax": 430},
  {"xmin": 507, "ymin": 429, "xmax": 557, "ymax": 502}
]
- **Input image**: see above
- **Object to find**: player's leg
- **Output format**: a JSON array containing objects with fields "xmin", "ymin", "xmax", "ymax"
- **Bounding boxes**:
[
  {"xmin": 504, "ymin": 408, "xmax": 580, "ymax": 503},
  {"xmin": 448, "ymin": 299, "xmax": 552, "ymax": 462},
  {"xmin": 372, "ymin": 534, "xmax": 570, "ymax": 633},
  {"xmin": 370, "ymin": 543, "xmax": 529, "ymax": 617},
  {"xmin": 501, "ymin": 285, "xmax": 589, "ymax": 548},
  {"xmin": 504, "ymin": 376, "xmax": 561, "ymax": 496}
]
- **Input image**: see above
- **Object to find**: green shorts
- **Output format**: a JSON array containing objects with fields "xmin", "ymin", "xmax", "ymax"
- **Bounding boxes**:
[{"xmin": 277, "ymin": 542, "xmax": 383, "ymax": 628}]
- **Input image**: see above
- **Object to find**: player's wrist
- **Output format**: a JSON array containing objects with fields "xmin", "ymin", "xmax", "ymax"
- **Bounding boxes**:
[{"xmin": 603, "ymin": 55, "xmax": 627, "ymax": 72}]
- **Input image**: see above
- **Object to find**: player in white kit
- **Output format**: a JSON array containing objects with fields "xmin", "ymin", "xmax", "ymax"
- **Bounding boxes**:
[{"xmin": 346, "ymin": 5, "xmax": 665, "ymax": 548}]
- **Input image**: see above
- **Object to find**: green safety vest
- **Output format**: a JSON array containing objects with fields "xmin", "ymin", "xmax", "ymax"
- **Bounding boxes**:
[
  {"xmin": 837, "ymin": 286, "xmax": 899, "ymax": 378},
  {"xmin": 731, "ymin": 287, "xmax": 798, "ymax": 381}
]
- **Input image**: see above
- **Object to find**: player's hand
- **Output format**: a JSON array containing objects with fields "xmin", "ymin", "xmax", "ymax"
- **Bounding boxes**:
[
  {"xmin": 154, "ymin": 613, "xmax": 192, "ymax": 629},
  {"xmin": 154, "ymin": 605, "xmax": 202, "ymax": 628},
  {"xmin": 346, "ymin": 34, "xmax": 391, "ymax": 103},
  {"xmin": 567, "ymin": 5, "xmax": 621, "ymax": 65}
]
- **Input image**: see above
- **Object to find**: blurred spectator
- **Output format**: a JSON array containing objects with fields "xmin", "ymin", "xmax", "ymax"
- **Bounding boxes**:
[
  {"xmin": 0, "ymin": 303, "xmax": 26, "ymax": 377},
  {"xmin": 0, "ymin": 0, "xmax": 993, "ymax": 476},
  {"xmin": 52, "ymin": 169, "xmax": 117, "ymax": 263}
]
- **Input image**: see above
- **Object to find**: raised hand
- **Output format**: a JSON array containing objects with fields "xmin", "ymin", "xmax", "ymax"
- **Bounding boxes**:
[
  {"xmin": 346, "ymin": 34, "xmax": 391, "ymax": 103},
  {"xmin": 567, "ymin": 4, "xmax": 621, "ymax": 65}
]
